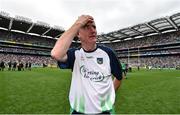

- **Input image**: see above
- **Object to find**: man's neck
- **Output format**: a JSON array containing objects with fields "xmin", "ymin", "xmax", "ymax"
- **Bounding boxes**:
[{"xmin": 81, "ymin": 43, "xmax": 97, "ymax": 52}]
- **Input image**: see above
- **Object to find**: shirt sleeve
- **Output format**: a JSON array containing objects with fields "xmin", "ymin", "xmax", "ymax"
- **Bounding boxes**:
[
  {"xmin": 57, "ymin": 48, "xmax": 76, "ymax": 70},
  {"xmin": 109, "ymin": 49, "xmax": 123, "ymax": 80},
  {"xmin": 99, "ymin": 45, "xmax": 123, "ymax": 80}
]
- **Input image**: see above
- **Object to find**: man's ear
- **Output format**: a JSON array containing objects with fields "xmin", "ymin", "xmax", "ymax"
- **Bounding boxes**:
[
  {"xmin": 74, "ymin": 36, "xmax": 79, "ymax": 41},
  {"xmin": 77, "ymin": 31, "xmax": 80, "ymax": 38}
]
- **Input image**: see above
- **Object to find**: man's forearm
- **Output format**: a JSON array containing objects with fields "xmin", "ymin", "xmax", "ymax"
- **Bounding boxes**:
[
  {"xmin": 51, "ymin": 23, "xmax": 81, "ymax": 61},
  {"xmin": 51, "ymin": 15, "xmax": 94, "ymax": 61},
  {"xmin": 113, "ymin": 77, "xmax": 122, "ymax": 92}
]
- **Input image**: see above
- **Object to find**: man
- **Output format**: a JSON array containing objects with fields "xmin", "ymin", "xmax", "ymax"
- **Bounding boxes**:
[
  {"xmin": 121, "ymin": 62, "xmax": 127, "ymax": 77},
  {"xmin": 0, "ymin": 60, "xmax": 5, "ymax": 71},
  {"xmin": 51, "ymin": 15, "xmax": 123, "ymax": 114},
  {"xmin": 8, "ymin": 61, "xmax": 12, "ymax": 71},
  {"xmin": 12, "ymin": 61, "xmax": 17, "ymax": 71},
  {"xmin": 25, "ymin": 62, "xmax": 28, "ymax": 70},
  {"xmin": 28, "ymin": 62, "xmax": 32, "ymax": 71}
]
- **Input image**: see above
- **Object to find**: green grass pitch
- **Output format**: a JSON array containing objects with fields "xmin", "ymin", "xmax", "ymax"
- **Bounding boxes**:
[{"xmin": 0, "ymin": 68, "xmax": 180, "ymax": 114}]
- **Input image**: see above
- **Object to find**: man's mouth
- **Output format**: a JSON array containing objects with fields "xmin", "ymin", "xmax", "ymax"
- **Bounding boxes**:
[{"xmin": 89, "ymin": 35, "xmax": 96, "ymax": 38}]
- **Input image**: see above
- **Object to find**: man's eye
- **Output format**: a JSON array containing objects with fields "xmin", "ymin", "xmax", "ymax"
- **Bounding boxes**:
[
  {"xmin": 82, "ymin": 25, "xmax": 88, "ymax": 29},
  {"xmin": 82, "ymin": 25, "xmax": 96, "ymax": 29},
  {"xmin": 93, "ymin": 25, "xmax": 96, "ymax": 29}
]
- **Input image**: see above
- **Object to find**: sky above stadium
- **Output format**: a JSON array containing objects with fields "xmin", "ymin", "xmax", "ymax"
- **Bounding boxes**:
[{"xmin": 0, "ymin": 0, "xmax": 180, "ymax": 34}]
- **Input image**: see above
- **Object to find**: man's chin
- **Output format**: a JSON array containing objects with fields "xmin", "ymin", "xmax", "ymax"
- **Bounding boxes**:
[
  {"xmin": 93, "ymin": 40, "xmax": 97, "ymax": 44},
  {"xmin": 90, "ymin": 37, "xmax": 97, "ymax": 40},
  {"xmin": 89, "ymin": 40, "xmax": 97, "ymax": 44},
  {"xmin": 92, "ymin": 38, "xmax": 97, "ymax": 42}
]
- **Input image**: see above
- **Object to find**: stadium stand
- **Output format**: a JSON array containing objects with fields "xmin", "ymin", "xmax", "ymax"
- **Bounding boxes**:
[
  {"xmin": 100, "ymin": 13, "xmax": 180, "ymax": 69},
  {"xmin": 0, "ymin": 11, "xmax": 64, "ymax": 69},
  {"xmin": 0, "ymin": 11, "xmax": 179, "ymax": 70}
]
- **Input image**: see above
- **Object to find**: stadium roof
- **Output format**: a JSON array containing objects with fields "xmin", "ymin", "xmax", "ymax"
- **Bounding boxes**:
[
  {"xmin": 0, "ymin": 11, "xmax": 64, "ymax": 39},
  {"xmin": 98, "ymin": 12, "xmax": 180, "ymax": 43},
  {"xmin": 0, "ymin": 11, "xmax": 180, "ymax": 42}
]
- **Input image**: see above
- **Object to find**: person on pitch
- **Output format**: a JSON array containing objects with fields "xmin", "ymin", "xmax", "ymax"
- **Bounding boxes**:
[{"xmin": 51, "ymin": 15, "xmax": 123, "ymax": 114}]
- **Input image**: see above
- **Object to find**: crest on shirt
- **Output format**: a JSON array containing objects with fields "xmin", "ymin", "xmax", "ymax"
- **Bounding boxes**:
[{"xmin": 97, "ymin": 58, "xmax": 103, "ymax": 64}]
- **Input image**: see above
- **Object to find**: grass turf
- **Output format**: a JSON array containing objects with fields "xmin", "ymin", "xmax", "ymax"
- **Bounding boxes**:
[{"xmin": 0, "ymin": 68, "xmax": 179, "ymax": 114}]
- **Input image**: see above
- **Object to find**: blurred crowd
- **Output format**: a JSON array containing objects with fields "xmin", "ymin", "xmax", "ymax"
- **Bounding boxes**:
[
  {"xmin": 0, "ymin": 30, "xmax": 56, "ymax": 47},
  {"xmin": 0, "ymin": 54, "xmax": 56, "ymax": 71},
  {"xmin": 106, "ymin": 31, "xmax": 180, "ymax": 49},
  {"xmin": 0, "ymin": 29, "xmax": 180, "ymax": 69},
  {"xmin": 120, "ymin": 56, "xmax": 180, "ymax": 68},
  {"xmin": 105, "ymin": 31, "xmax": 180, "ymax": 69},
  {"xmin": 0, "ymin": 47, "xmax": 50, "ymax": 55}
]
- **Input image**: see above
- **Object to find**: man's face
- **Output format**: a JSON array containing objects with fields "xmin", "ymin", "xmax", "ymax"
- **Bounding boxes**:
[{"xmin": 78, "ymin": 21, "xmax": 97, "ymax": 44}]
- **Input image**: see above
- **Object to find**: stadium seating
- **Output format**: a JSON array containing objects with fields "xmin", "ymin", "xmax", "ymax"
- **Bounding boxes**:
[{"xmin": 0, "ymin": 11, "xmax": 179, "ymax": 69}]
